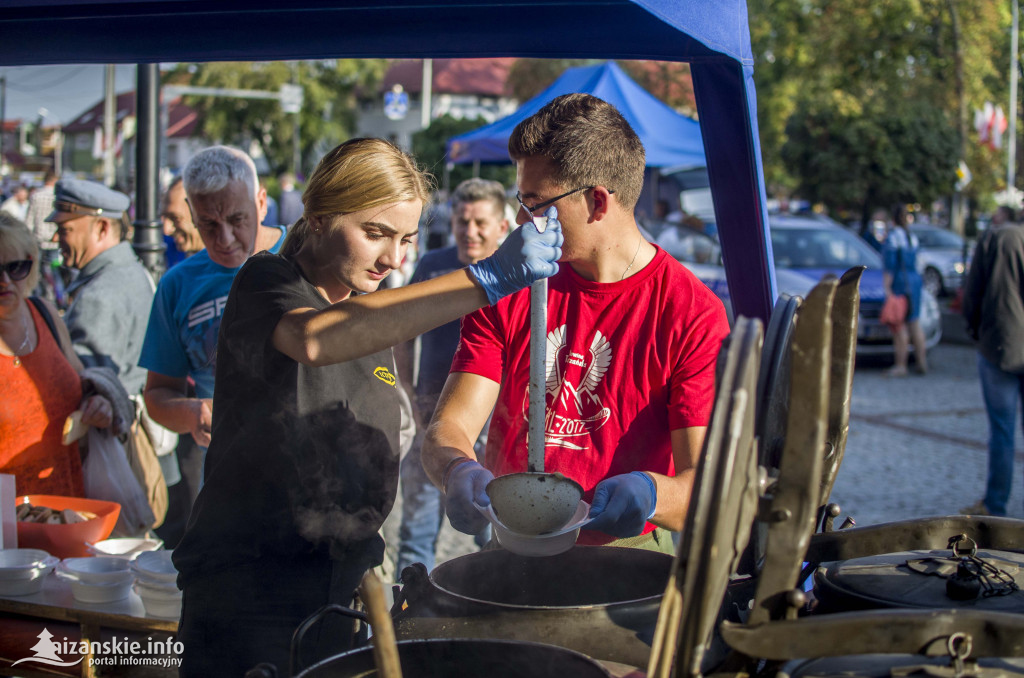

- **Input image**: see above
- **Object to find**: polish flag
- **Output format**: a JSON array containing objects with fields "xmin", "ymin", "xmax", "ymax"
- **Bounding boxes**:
[{"xmin": 975, "ymin": 102, "xmax": 1008, "ymax": 150}]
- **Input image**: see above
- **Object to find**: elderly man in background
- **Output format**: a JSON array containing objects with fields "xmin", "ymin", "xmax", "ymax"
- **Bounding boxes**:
[
  {"xmin": 161, "ymin": 176, "xmax": 204, "ymax": 260},
  {"xmin": 394, "ymin": 178, "xmax": 510, "ymax": 576},
  {"xmin": 24, "ymin": 171, "xmax": 63, "ymax": 304},
  {"xmin": 50, "ymin": 178, "xmax": 154, "ymax": 398},
  {"xmin": 139, "ymin": 145, "xmax": 287, "ymax": 545},
  {"xmin": 1, "ymin": 185, "xmax": 30, "ymax": 221}
]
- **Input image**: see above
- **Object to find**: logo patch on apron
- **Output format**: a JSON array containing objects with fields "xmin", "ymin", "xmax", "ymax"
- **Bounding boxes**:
[{"xmin": 374, "ymin": 366, "xmax": 396, "ymax": 386}]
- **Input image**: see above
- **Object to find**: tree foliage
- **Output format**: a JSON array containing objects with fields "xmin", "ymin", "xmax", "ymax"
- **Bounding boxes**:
[
  {"xmin": 748, "ymin": 0, "xmax": 1013, "ymax": 216},
  {"xmin": 165, "ymin": 59, "xmax": 389, "ymax": 177},
  {"xmin": 411, "ymin": 114, "xmax": 515, "ymax": 190}
]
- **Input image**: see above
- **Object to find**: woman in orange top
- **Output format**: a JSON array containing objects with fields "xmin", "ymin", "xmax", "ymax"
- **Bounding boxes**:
[{"xmin": 0, "ymin": 215, "xmax": 113, "ymax": 496}]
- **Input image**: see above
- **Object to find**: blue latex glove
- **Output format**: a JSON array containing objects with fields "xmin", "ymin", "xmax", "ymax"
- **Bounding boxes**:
[
  {"xmin": 468, "ymin": 206, "xmax": 563, "ymax": 305},
  {"xmin": 443, "ymin": 460, "xmax": 495, "ymax": 535},
  {"xmin": 586, "ymin": 472, "xmax": 657, "ymax": 539}
]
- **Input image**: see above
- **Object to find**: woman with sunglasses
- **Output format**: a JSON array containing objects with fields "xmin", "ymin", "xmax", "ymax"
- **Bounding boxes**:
[{"xmin": 0, "ymin": 214, "xmax": 113, "ymax": 496}]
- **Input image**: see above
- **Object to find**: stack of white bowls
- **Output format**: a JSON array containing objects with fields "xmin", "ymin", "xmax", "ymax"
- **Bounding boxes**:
[
  {"xmin": 87, "ymin": 537, "xmax": 164, "ymax": 559},
  {"xmin": 0, "ymin": 549, "xmax": 59, "ymax": 596},
  {"xmin": 130, "ymin": 550, "xmax": 181, "ymax": 619},
  {"xmin": 57, "ymin": 556, "xmax": 134, "ymax": 603}
]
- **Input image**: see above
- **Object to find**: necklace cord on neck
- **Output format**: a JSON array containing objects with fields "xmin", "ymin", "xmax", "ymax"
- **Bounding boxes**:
[{"xmin": 621, "ymin": 234, "xmax": 643, "ymax": 281}]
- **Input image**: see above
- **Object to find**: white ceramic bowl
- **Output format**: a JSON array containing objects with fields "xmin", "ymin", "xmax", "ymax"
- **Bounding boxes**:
[
  {"xmin": 87, "ymin": 537, "xmax": 164, "ymax": 559},
  {"xmin": 131, "ymin": 550, "xmax": 177, "ymax": 584},
  {"xmin": 59, "ymin": 557, "xmax": 134, "ymax": 585},
  {"xmin": 133, "ymin": 579, "xmax": 182, "ymax": 619},
  {"xmin": 476, "ymin": 500, "xmax": 591, "ymax": 557}
]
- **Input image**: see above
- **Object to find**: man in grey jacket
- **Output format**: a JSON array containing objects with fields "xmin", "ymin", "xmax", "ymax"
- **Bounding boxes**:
[
  {"xmin": 49, "ymin": 178, "xmax": 154, "ymax": 396},
  {"xmin": 962, "ymin": 204, "xmax": 1024, "ymax": 517}
]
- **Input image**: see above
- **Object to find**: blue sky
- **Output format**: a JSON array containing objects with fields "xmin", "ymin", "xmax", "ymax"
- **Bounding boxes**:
[{"xmin": 2, "ymin": 64, "xmax": 144, "ymax": 125}]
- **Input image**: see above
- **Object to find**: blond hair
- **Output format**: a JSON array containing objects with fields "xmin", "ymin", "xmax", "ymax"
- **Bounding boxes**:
[
  {"xmin": 279, "ymin": 138, "xmax": 431, "ymax": 259},
  {"xmin": 0, "ymin": 214, "xmax": 41, "ymax": 291}
]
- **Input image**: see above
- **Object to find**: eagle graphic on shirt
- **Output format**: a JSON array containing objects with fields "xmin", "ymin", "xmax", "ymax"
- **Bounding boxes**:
[{"xmin": 522, "ymin": 325, "xmax": 612, "ymax": 450}]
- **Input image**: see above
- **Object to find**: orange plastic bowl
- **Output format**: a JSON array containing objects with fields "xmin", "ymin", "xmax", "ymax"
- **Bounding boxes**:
[{"xmin": 16, "ymin": 495, "xmax": 121, "ymax": 559}]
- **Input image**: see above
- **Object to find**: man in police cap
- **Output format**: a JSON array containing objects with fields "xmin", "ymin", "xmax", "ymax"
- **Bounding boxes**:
[{"xmin": 50, "ymin": 178, "xmax": 154, "ymax": 397}]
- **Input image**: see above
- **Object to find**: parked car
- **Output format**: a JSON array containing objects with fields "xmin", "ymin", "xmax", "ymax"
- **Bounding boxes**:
[
  {"xmin": 668, "ymin": 213, "xmax": 942, "ymax": 355},
  {"xmin": 909, "ymin": 224, "xmax": 970, "ymax": 297}
]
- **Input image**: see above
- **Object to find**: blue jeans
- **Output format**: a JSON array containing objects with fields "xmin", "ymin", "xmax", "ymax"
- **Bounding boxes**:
[
  {"xmin": 978, "ymin": 354, "xmax": 1024, "ymax": 516},
  {"xmin": 395, "ymin": 431, "xmax": 489, "ymax": 577}
]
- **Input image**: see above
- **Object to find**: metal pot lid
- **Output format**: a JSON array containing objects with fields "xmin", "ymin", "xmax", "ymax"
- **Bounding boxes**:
[
  {"xmin": 428, "ymin": 546, "xmax": 672, "ymax": 609},
  {"xmin": 668, "ymin": 316, "xmax": 763, "ymax": 678},
  {"xmin": 816, "ymin": 549, "xmax": 1024, "ymax": 612},
  {"xmin": 781, "ymin": 654, "xmax": 1024, "ymax": 678}
]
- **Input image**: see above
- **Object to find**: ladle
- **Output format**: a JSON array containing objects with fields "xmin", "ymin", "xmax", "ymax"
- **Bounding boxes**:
[{"xmin": 487, "ymin": 213, "xmax": 584, "ymax": 536}]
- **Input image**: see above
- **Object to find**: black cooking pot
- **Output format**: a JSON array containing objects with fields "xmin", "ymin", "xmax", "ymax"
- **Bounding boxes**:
[
  {"xmin": 294, "ymin": 638, "xmax": 613, "ymax": 678},
  {"xmin": 392, "ymin": 546, "xmax": 674, "ymax": 668}
]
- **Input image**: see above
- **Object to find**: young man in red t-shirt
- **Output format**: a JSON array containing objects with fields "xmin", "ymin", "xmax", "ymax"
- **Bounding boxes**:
[{"xmin": 422, "ymin": 93, "xmax": 729, "ymax": 549}]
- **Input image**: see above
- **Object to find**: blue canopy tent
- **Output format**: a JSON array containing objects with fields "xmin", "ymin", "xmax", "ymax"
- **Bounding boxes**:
[
  {"xmin": 0, "ymin": 0, "xmax": 777, "ymax": 322},
  {"xmin": 447, "ymin": 61, "xmax": 707, "ymax": 169}
]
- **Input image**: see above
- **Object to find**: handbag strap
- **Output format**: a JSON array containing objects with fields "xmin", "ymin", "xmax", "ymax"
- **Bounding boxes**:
[{"xmin": 28, "ymin": 296, "xmax": 63, "ymax": 351}]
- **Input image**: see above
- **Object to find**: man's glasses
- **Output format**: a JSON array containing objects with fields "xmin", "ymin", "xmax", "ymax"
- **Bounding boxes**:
[
  {"xmin": 516, "ymin": 186, "xmax": 593, "ymax": 220},
  {"xmin": 0, "ymin": 259, "xmax": 32, "ymax": 281},
  {"xmin": 515, "ymin": 186, "xmax": 616, "ymax": 223}
]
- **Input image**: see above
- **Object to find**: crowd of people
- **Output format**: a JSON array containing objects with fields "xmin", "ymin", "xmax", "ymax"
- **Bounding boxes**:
[
  {"xmin": 0, "ymin": 93, "xmax": 731, "ymax": 673},
  {"xmin": 19, "ymin": 89, "xmax": 1022, "ymax": 674}
]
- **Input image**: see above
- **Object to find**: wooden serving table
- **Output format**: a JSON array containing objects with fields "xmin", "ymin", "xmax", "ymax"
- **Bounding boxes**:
[{"xmin": 0, "ymin": 573, "xmax": 178, "ymax": 678}]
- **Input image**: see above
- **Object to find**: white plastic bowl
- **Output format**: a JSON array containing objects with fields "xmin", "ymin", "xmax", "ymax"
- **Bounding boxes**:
[
  {"xmin": 0, "ymin": 550, "xmax": 58, "ymax": 596},
  {"xmin": 59, "ymin": 557, "xmax": 134, "ymax": 585},
  {"xmin": 87, "ymin": 537, "xmax": 163, "ymax": 559},
  {"xmin": 0, "ymin": 568, "xmax": 50, "ymax": 596},
  {"xmin": 131, "ymin": 550, "xmax": 177, "ymax": 584},
  {"xmin": 133, "ymin": 579, "xmax": 182, "ymax": 619},
  {"xmin": 0, "ymin": 549, "xmax": 58, "ymax": 579},
  {"xmin": 476, "ymin": 500, "xmax": 591, "ymax": 557},
  {"xmin": 65, "ymin": 577, "xmax": 133, "ymax": 604}
]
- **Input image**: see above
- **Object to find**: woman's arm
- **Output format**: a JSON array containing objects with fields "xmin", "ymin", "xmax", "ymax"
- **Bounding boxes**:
[{"xmin": 273, "ymin": 268, "xmax": 488, "ymax": 366}]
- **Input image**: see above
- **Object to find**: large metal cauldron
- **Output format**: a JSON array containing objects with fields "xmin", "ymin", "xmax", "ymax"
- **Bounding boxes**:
[
  {"xmin": 393, "ymin": 546, "xmax": 674, "ymax": 668},
  {"xmin": 295, "ymin": 639, "xmax": 612, "ymax": 678}
]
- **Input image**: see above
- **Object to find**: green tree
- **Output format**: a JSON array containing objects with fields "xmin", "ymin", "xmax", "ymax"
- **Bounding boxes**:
[
  {"xmin": 412, "ymin": 114, "xmax": 515, "ymax": 191},
  {"xmin": 782, "ymin": 94, "xmax": 957, "ymax": 220},
  {"xmin": 748, "ymin": 0, "xmax": 1012, "ymax": 213},
  {"xmin": 166, "ymin": 59, "xmax": 388, "ymax": 177}
]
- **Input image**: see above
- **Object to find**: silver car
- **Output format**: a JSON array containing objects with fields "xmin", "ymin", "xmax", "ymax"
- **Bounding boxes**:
[
  {"xmin": 910, "ymin": 224, "xmax": 970, "ymax": 297},
  {"xmin": 666, "ymin": 214, "xmax": 942, "ymax": 355}
]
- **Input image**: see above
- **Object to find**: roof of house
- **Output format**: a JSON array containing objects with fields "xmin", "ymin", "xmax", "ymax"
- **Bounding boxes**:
[
  {"xmin": 381, "ymin": 58, "xmax": 516, "ymax": 97},
  {"xmin": 63, "ymin": 91, "xmax": 199, "ymax": 138}
]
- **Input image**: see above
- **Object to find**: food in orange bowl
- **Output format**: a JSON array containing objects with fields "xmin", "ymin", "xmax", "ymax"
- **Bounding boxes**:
[{"xmin": 16, "ymin": 495, "xmax": 120, "ymax": 559}]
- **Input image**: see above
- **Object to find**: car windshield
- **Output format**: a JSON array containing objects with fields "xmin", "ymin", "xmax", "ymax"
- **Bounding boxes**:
[
  {"xmin": 912, "ymin": 226, "xmax": 963, "ymax": 249},
  {"xmin": 770, "ymin": 225, "xmax": 882, "ymax": 269}
]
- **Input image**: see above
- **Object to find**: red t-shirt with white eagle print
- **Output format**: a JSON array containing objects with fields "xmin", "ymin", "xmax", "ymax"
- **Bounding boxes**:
[{"xmin": 451, "ymin": 246, "xmax": 730, "ymax": 544}]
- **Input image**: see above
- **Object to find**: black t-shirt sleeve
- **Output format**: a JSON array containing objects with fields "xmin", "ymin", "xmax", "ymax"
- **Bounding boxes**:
[{"xmin": 219, "ymin": 253, "xmax": 317, "ymax": 380}]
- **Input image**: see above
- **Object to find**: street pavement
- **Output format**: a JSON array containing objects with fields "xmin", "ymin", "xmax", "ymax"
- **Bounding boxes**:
[
  {"xmin": 831, "ymin": 341, "xmax": 1024, "ymax": 526},
  {"xmin": 382, "ymin": 339, "xmax": 1024, "ymax": 574}
]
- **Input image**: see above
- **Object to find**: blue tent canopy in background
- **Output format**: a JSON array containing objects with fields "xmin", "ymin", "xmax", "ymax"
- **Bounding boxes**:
[
  {"xmin": 0, "ymin": 0, "xmax": 777, "ymax": 323},
  {"xmin": 447, "ymin": 62, "xmax": 707, "ymax": 169}
]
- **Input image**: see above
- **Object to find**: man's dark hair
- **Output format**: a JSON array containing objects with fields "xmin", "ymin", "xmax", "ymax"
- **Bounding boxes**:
[{"xmin": 508, "ymin": 93, "xmax": 645, "ymax": 210}]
